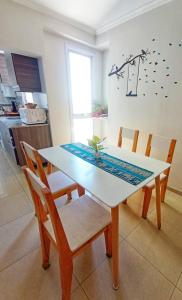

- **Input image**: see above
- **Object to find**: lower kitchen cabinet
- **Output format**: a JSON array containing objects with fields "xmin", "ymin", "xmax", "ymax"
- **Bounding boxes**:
[{"xmin": 11, "ymin": 124, "xmax": 52, "ymax": 166}]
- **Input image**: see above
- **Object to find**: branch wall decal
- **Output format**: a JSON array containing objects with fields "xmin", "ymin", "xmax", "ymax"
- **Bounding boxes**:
[
  {"xmin": 108, "ymin": 38, "xmax": 181, "ymax": 99},
  {"xmin": 108, "ymin": 49, "xmax": 150, "ymax": 78}
]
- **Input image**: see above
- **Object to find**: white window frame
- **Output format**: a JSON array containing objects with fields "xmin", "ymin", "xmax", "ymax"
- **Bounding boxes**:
[{"xmin": 65, "ymin": 43, "xmax": 96, "ymax": 141}]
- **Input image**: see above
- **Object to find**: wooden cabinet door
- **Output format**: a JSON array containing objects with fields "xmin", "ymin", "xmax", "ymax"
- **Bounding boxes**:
[
  {"xmin": 12, "ymin": 53, "xmax": 42, "ymax": 92},
  {"xmin": 12, "ymin": 124, "xmax": 52, "ymax": 166}
]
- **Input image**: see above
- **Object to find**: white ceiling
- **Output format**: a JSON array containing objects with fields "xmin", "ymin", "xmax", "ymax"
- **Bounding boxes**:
[
  {"xmin": 14, "ymin": 0, "xmax": 172, "ymax": 34},
  {"xmin": 32, "ymin": 0, "xmax": 120, "ymax": 29}
]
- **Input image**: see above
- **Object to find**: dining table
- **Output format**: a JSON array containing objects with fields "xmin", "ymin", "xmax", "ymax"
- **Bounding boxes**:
[{"xmin": 39, "ymin": 143, "xmax": 170, "ymax": 290}]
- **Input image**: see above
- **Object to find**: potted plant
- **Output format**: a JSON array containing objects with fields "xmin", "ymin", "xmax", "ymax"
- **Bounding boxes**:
[
  {"xmin": 88, "ymin": 136, "xmax": 106, "ymax": 157},
  {"xmin": 92, "ymin": 102, "xmax": 108, "ymax": 117}
]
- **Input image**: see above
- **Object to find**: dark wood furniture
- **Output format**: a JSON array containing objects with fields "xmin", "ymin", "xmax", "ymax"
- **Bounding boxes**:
[
  {"xmin": 11, "ymin": 53, "xmax": 42, "ymax": 92},
  {"xmin": 12, "ymin": 124, "xmax": 52, "ymax": 165},
  {"xmin": 0, "ymin": 117, "xmax": 52, "ymax": 166}
]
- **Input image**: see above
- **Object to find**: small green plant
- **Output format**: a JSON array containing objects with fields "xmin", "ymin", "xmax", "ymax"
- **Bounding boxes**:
[
  {"xmin": 88, "ymin": 136, "xmax": 106, "ymax": 153},
  {"xmin": 92, "ymin": 102, "xmax": 108, "ymax": 117}
]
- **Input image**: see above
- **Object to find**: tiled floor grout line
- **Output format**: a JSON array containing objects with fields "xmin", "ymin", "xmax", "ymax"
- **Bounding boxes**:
[
  {"xmin": 1, "ymin": 148, "xmax": 25, "ymax": 185},
  {"xmin": 125, "ymin": 238, "xmax": 177, "ymax": 288},
  {"xmin": 76, "ymin": 255, "xmax": 108, "ymax": 284},
  {"xmin": 79, "ymin": 238, "xmax": 176, "ymax": 300},
  {"xmin": 76, "ymin": 239, "xmax": 124, "ymax": 287},
  {"xmin": 0, "ymin": 210, "xmax": 35, "ymax": 229},
  {"xmin": 125, "ymin": 200, "xmax": 182, "ymax": 267},
  {"xmin": 76, "ymin": 236, "xmax": 181, "ymax": 300},
  {"xmin": 174, "ymin": 271, "xmax": 182, "ymax": 291},
  {"xmin": 125, "ymin": 216, "xmax": 182, "ymax": 290},
  {"xmin": 124, "ymin": 215, "xmax": 182, "ymax": 293},
  {"xmin": 0, "ymin": 162, "xmax": 30, "ymax": 203},
  {"xmin": 13, "ymin": 172, "xmax": 32, "ymax": 200},
  {"xmin": 123, "ymin": 215, "xmax": 153, "ymax": 239},
  {"xmin": 169, "ymin": 285, "xmax": 178, "ymax": 300},
  {"xmin": 0, "ymin": 245, "xmax": 40, "ymax": 273},
  {"xmin": 121, "ymin": 218, "xmax": 144, "ymax": 240},
  {"xmin": 1, "ymin": 188, "xmax": 33, "ymax": 208},
  {"xmin": 15, "ymin": 178, "xmax": 31, "ymax": 199},
  {"xmin": 120, "ymin": 198, "xmax": 156, "ymax": 240},
  {"xmin": 0, "ymin": 148, "xmax": 40, "ymax": 275},
  {"xmin": 74, "ymin": 248, "xmax": 113, "ymax": 285},
  {"xmin": 79, "ymin": 285, "xmax": 90, "ymax": 299},
  {"xmin": 2, "ymin": 150, "xmax": 33, "ymax": 202}
]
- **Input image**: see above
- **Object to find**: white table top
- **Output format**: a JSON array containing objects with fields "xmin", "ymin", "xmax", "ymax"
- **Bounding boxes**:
[{"xmin": 39, "ymin": 145, "xmax": 170, "ymax": 208}]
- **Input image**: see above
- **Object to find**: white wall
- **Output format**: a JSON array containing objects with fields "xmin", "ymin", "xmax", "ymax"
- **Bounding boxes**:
[
  {"xmin": 0, "ymin": 0, "xmax": 101, "ymax": 145},
  {"xmin": 43, "ymin": 33, "xmax": 103, "ymax": 144},
  {"xmin": 98, "ymin": 0, "xmax": 182, "ymax": 191}
]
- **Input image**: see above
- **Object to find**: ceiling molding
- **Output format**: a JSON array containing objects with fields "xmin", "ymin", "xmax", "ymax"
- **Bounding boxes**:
[
  {"xmin": 43, "ymin": 28, "xmax": 100, "ymax": 50},
  {"xmin": 96, "ymin": 0, "xmax": 173, "ymax": 35},
  {"xmin": 11, "ymin": 0, "xmax": 95, "ymax": 36},
  {"xmin": 11, "ymin": 0, "xmax": 173, "ymax": 39}
]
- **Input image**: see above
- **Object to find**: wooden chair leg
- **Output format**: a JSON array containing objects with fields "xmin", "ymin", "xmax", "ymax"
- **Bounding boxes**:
[
  {"xmin": 47, "ymin": 162, "xmax": 53, "ymax": 174},
  {"xmin": 77, "ymin": 185, "xmax": 85, "ymax": 197},
  {"xmin": 60, "ymin": 258, "xmax": 73, "ymax": 300},
  {"xmin": 142, "ymin": 188, "xmax": 152, "ymax": 219},
  {"xmin": 161, "ymin": 179, "xmax": 168, "ymax": 203},
  {"xmin": 67, "ymin": 192, "xmax": 72, "ymax": 201},
  {"xmin": 39, "ymin": 225, "xmax": 51, "ymax": 269},
  {"xmin": 111, "ymin": 206, "xmax": 119, "ymax": 290},
  {"xmin": 155, "ymin": 175, "xmax": 161, "ymax": 229},
  {"xmin": 104, "ymin": 224, "xmax": 112, "ymax": 258}
]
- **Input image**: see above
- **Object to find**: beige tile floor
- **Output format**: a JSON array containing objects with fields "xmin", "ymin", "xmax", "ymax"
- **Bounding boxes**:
[{"xmin": 0, "ymin": 147, "xmax": 182, "ymax": 300}]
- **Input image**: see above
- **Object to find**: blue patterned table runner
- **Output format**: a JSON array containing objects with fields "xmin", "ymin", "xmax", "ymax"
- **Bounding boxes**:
[{"xmin": 60, "ymin": 143, "xmax": 153, "ymax": 186}]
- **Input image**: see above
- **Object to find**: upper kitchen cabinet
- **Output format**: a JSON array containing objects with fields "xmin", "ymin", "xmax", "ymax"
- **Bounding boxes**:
[
  {"xmin": 11, "ymin": 54, "xmax": 42, "ymax": 92},
  {"xmin": 0, "ymin": 53, "xmax": 10, "ymax": 84}
]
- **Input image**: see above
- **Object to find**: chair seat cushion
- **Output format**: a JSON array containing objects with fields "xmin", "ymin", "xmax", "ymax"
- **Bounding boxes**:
[
  {"xmin": 145, "ymin": 173, "xmax": 167, "ymax": 189},
  {"xmin": 47, "ymin": 171, "xmax": 76, "ymax": 194},
  {"xmin": 44, "ymin": 194, "xmax": 111, "ymax": 252}
]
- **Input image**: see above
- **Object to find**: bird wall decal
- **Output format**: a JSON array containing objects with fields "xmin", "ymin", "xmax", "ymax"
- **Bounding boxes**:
[{"xmin": 109, "ymin": 38, "xmax": 180, "ymax": 99}]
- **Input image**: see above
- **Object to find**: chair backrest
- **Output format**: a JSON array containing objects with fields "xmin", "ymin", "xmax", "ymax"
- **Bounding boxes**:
[
  {"xmin": 117, "ymin": 127, "xmax": 139, "ymax": 152},
  {"xmin": 23, "ymin": 167, "xmax": 71, "ymax": 259},
  {"xmin": 145, "ymin": 134, "xmax": 176, "ymax": 175},
  {"xmin": 22, "ymin": 165, "xmax": 48, "ymax": 221},
  {"xmin": 20, "ymin": 141, "xmax": 49, "ymax": 187}
]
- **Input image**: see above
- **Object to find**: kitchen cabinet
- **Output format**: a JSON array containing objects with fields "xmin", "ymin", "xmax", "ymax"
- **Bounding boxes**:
[
  {"xmin": 11, "ymin": 54, "xmax": 42, "ymax": 92},
  {"xmin": 0, "ymin": 119, "xmax": 18, "ymax": 162},
  {"xmin": 0, "ymin": 118, "xmax": 52, "ymax": 166},
  {"xmin": 12, "ymin": 124, "xmax": 52, "ymax": 165}
]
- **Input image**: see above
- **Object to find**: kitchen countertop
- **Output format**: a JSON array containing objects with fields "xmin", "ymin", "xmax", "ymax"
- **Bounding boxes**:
[
  {"xmin": 0, "ymin": 116, "xmax": 22, "ymax": 128},
  {"xmin": 0, "ymin": 117, "xmax": 48, "ymax": 128}
]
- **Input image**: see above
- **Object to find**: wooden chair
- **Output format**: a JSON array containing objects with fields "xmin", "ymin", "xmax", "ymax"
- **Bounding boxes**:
[
  {"xmin": 118, "ymin": 127, "xmax": 139, "ymax": 205},
  {"xmin": 117, "ymin": 127, "xmax": 139, "ymax": 152},
  {"xmin": 142, "ymin": 134, "xmax": 176, "ymax": 218},
  {"xmin": 20, "ymin": 141, "xmax": 85, "ymax": 201},
  {"xmin": 23, "ymin": 167, "xmax": 112, "ymax": 300}
]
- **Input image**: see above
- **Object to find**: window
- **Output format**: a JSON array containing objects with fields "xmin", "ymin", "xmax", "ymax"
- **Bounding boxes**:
[
  {"xmin": 21, "ymin": 92, "xmax": 34, "ymax": 104},
  {"xmin": 25, "ymin": 92, "xmax": 34, "ymax": 103},
  {"xmin": 68, "ymin": 50, "xmax": 93, "ymax": 143}
]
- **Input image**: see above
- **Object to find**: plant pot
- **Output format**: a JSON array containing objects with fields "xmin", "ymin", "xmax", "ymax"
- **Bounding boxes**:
[{"xmin": 95, "ymin": 151, "xmax": 100, "ymax": 158}]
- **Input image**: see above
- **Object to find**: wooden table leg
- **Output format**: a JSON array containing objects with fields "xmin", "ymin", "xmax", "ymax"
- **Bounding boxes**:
[
  {"xmin": 111, "ymin": 206, "xmax": 119, "ymax": 290},
  {"xmin": 155, "ymin": 175, "xmax": 161, "ymax": 230}
]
